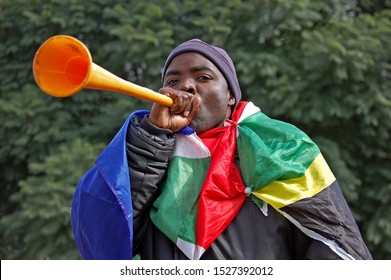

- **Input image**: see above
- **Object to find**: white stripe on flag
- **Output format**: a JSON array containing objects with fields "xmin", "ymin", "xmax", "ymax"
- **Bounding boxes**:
[
  {"xmin": 171, "ymin": 133, "xmax": 210, "ymax": 159},
  {"xmin": 176, "ymin": 238, "xmax": 206, "ymax": 260},
  {"xmin": 238, "ymin": 102, "xmax": 260, "ymax": 123}
]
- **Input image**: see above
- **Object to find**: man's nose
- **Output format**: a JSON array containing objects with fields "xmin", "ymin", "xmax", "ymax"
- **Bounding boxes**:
[{"xmin": 179, "ymin": 78, "xmax": 196, "ymax": 94}]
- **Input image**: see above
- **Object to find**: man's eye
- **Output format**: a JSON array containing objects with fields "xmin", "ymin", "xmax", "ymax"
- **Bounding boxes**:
[
  {"xmin": 166, "ymin": 79, "xmax": 178, "ymax": 86},
  {"xmin": 198, "ymin": 75, "xmax": 212, "ymax": 81}
]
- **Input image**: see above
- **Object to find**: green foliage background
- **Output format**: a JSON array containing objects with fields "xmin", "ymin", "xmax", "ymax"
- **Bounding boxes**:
[{"xmin": 1, "ymin": 0, "xmax": 390, "ymax": 259}]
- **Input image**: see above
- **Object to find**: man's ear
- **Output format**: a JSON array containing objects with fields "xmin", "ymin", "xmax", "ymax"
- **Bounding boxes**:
[{"xmin": 227, "ymin": 91, "xmax": 235, "ymax": 106}]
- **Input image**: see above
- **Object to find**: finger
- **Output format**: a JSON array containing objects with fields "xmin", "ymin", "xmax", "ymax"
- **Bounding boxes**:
[
  {"xmin": 170, "ymin": 91, "xmax": 193, "ymax": 115},
  {"xmin": 186, "ymin": 95, "xmax": 201, "ymax": 121}
]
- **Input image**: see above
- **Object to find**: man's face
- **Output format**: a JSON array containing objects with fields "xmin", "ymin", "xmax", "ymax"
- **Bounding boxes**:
[{"xmin": 163, "ymin": 52, "xmax": 234, "ymax": 134}]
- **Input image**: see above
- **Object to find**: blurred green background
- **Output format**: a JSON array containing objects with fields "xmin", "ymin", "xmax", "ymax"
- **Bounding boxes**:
[{"xmin": 1, "ymin": 0, "xmax": 390, "ymax": 259}]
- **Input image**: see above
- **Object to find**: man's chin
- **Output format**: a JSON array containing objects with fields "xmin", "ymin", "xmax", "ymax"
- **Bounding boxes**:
[{"xmin": 188, "ymin": 121, "xmax": 203, "ymax": 134}]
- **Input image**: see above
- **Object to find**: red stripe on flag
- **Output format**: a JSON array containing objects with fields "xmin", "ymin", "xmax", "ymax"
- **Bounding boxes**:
[{"xmin": 197, "ymin": 102, "xmax": 248, "ymax": 250}]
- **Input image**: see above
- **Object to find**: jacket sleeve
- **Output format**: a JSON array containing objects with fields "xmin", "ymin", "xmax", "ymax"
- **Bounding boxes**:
[{"xmin": 126, "ymin": 114, "xmax": 175, "ymax": 255}]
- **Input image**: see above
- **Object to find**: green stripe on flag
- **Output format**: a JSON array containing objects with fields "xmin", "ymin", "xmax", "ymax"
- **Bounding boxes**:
[
  {"xmin": 237, "ymin": 112, "xmax": 320, "ymax": 191},
  {"xmin": 150, "ymin": 156, "xmax": 210, "ymax": 243}
]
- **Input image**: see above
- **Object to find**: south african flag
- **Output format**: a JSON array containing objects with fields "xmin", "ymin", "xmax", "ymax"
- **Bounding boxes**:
[{"xmin": 71, "ymin": 102, "xmax": 371, "ymax": 260}]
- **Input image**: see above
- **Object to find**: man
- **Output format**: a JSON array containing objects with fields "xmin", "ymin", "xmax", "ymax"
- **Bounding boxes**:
[{"xmin": 71, "ymin": 39, "xmax": 372, "ymax": 260}]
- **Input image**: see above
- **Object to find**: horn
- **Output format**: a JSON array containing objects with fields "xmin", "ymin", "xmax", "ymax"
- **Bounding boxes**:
[{"xmin": 32, "ymin": 35, "xmax": 173, "ymax": 107}]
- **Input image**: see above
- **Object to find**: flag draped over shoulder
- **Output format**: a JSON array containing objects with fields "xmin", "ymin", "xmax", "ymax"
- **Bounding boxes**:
[
  {"xmin": 71, "ymin": 103, "xmax": 371, "ymax": 260},
  {"xmin": 71, "ymin": 110, "xmax": 148, "ymax": 260}
]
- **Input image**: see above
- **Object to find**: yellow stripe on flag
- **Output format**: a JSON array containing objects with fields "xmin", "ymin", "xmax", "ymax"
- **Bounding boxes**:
[{"xmin": 252, "ymin": 154, "xmax": 335, "ymax": 209}]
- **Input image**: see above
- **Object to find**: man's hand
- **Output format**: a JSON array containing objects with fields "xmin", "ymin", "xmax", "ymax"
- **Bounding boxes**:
[{"xmin": 148, "ymin": 87, "xmax": 201, "ymax": 132}]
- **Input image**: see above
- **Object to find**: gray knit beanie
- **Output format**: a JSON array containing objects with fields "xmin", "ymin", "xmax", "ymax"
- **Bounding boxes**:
[{"xmin": 162, "ymin": 39, "xmax": 242, "ymax": 107}]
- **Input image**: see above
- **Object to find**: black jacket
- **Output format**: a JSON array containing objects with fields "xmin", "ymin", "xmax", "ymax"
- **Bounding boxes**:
[{"xmin": 126, "ymin": 114, "xmax": 341, "ymax": 260}]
